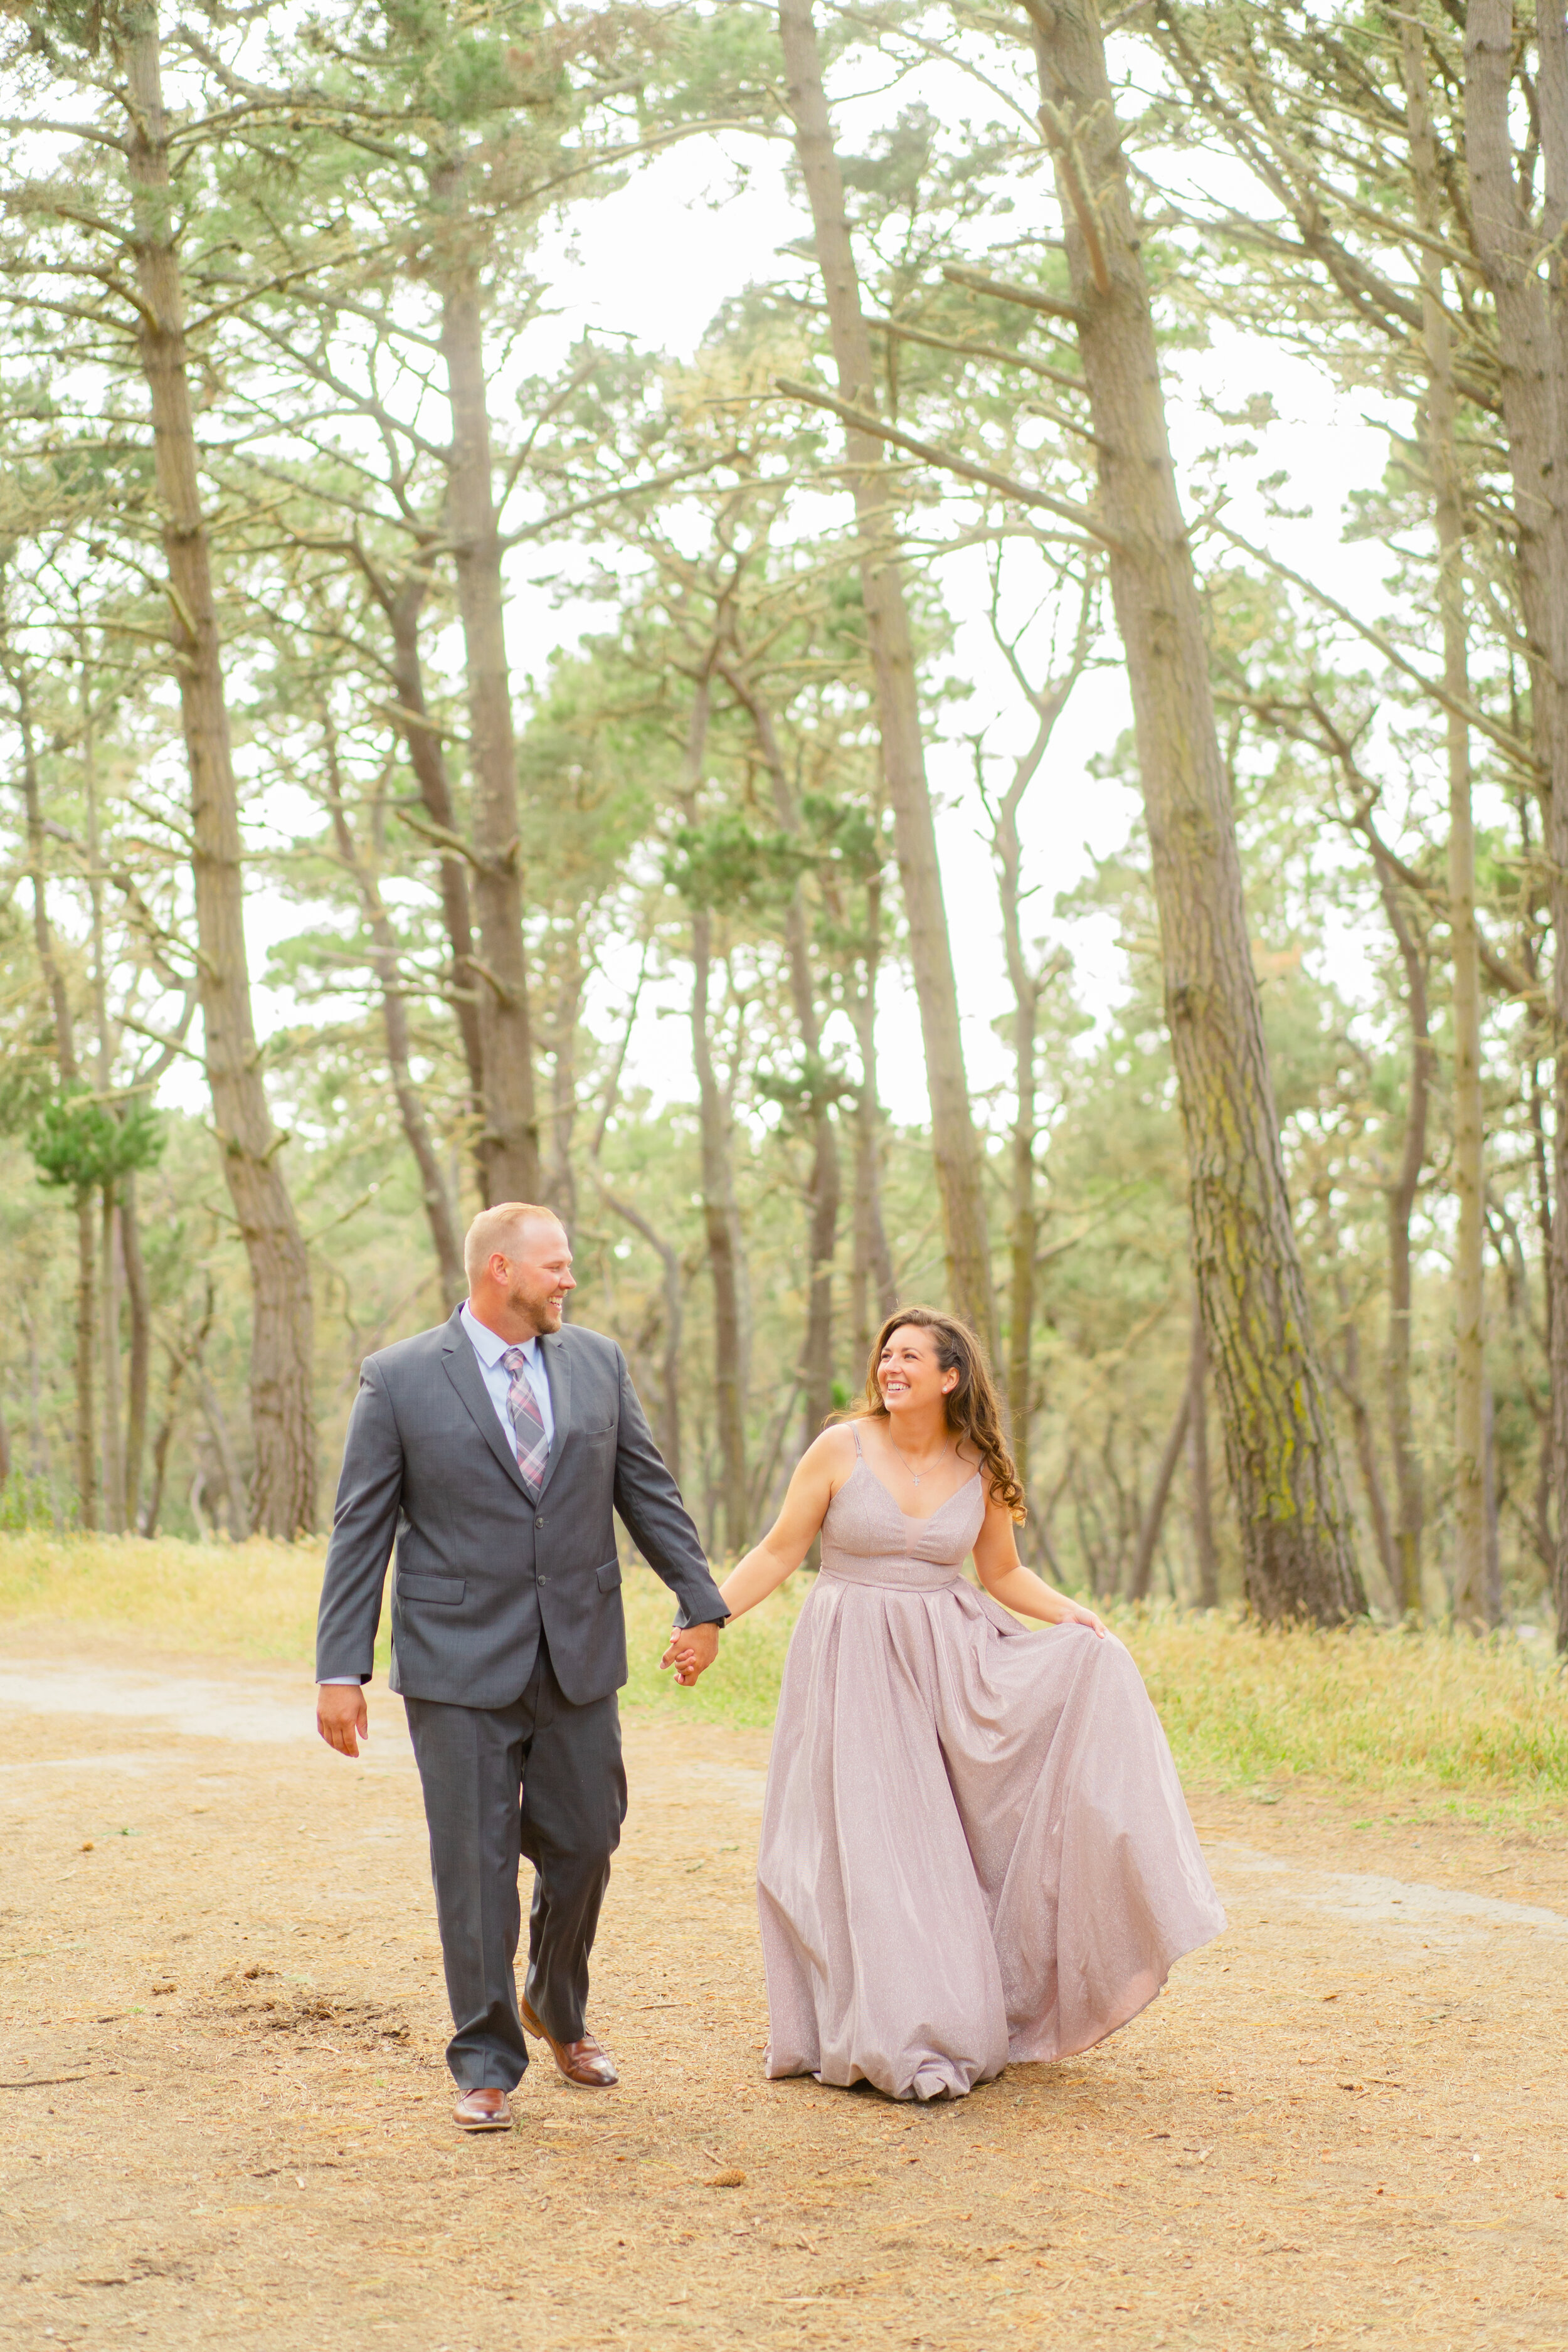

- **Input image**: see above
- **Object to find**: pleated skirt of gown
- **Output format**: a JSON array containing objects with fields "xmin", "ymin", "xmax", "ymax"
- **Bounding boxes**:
[{"xmin": 756, "ymin": 1458, "xmax": 1226, "ymax": 2102}]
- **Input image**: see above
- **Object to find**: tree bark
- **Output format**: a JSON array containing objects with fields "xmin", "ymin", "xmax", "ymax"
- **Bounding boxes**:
[
  {"xmin": 1357, "ymin": 832, "xmax": 1431, "ymax": 1618},
  {"xmin": 82, "ymin": 659, "xmax": 126, "ymax": 1534},
  {"xmin": 1027, "ymin": 0, "xmax": 1364, "ymax": 1623},
  {"xmin": 1483, "ymin": 1376, "xmax": 1505, "ymax": 1624},
  {"xmin": 679, "ymin": 659, "xmax": 748, "ymax": 1550},
  {"xmin": 591, "ymin": 1172, "xmax": 683, "ymax": 1483},
  {"xmin": 99, "ymin": 1190, "xmax": 126, "ymax": 1534},
  {"xmin": 1465, "ymin": 0, "xmax": 1568, "ymax": 1646},
  {"xmin": 692, "ymin": 913, "xmax": 748, "ymax": 1553},
  {"xmin": 13, "ymin": 672, "xmax": 97, "ymax": 1527},
  {"xmin": 385, "ymin": 569, "xmax": 487, "ymax": 1202},
  {"xmin": 199, "ymin": 1368, "xmax": 245, "ymax": 1538},
  {"xmin": 848, "ymin": 873, "xmax": 898, "ymax": 1372},
  {"xmin": 433, "ymin": 177, "xmax": 539, "ymax": 1205},
  {"xmin": 125, "ymin": 9, "xmax": 315, "ymax": 1536},
  {"xmin": 142, "ymin": 1283, "xmax": 214, "ymax": 1540},
  {"xmin": 985, "ymin": 590, "xmax": 1087, "ymax": 1474},
  {"xmin": 1126, "ymin": 1377, "xmax": 1192, "ymax": 1603},
  {"xmin": 719, "ymin": 653, "xmax": 842, "ymax": 1449},
  {"xmin": 1332, "ymin": 1295, "xmax": 1399, "ymax": 1609},
  {"xmin": 776, "ymin": 0, "xmax": 996, "ymax": 1354},
  {"xmin": 543, "ymin": 935, "xmax": 585, "ymax": 1237},
  {"xmin": 1188, "ymin": 1289, "xmax": 1219, "ymax": 1608},
  {"xmin": 1406, "ymin": 22, "xmax": 1486, "ymax": 1625},
  {"xmin": 120, "ymin": 1170, "xmax": 151, "ymax": 1531},
  {"xmin": 323, "ymin": 727, "xmax": 465, "ymax": 1305},
  {"xmin": 73, "ymin": 1196, "xmax": 97, "ymax": 1532}
]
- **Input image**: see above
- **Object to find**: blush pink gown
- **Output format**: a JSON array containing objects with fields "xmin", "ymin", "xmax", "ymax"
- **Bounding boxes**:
[{"xmin": 756, "ymin": 1438, "xmax": 1226, "ymax": 2102}]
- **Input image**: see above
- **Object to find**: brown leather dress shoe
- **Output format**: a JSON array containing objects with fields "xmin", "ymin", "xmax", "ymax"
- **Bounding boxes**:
[
  {"xmin": 453, "ymin": 2085, "xmax": 512, "ymax": 2131},
  {"xmin": 521, "ymin": 1995, "xmax": 618, "ymax": 2087}
]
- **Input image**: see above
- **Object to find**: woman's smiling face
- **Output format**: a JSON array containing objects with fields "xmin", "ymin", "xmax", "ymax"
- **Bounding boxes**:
[{"xmin": 876, "ymin": 1325, "xmax": 956, "ymax": 1416}]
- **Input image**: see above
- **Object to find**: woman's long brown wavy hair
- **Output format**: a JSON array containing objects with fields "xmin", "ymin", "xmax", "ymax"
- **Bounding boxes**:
[{"xmin": 849, "ymin": 1306, "xmax": 1025, "ymax": 1522}]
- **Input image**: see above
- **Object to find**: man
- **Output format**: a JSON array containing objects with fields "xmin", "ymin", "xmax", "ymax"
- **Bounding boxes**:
[{"xmin": 315, "ymin": 1204, "xmax": 727, "ymax": 2131}]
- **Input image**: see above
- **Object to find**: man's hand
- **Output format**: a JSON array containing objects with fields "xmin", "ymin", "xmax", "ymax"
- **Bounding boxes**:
[
  {"xmin": 659, "ymin": 1621, "xmax": 721, "ymax": 1688},
  {"xmin": 317, "ymin": 1683, "xmax": 369, "ymax": 1757}
]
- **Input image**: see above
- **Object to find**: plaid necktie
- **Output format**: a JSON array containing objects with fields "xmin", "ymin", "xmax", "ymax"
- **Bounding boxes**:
[{"xmin": 501, "ymin": 1345, "xmax": 549, "ymax": 1497}]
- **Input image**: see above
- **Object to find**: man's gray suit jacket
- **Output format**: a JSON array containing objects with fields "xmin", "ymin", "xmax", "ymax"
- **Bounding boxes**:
[{"xmin": 315, "ymin": 1310, "xmax": 727, "ymax": 1709}]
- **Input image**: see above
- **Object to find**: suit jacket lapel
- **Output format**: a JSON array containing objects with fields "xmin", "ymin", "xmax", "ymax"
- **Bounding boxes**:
[
  {"xmin": 535, "ymin": 1332, "xmax": 571, "ymax": 1501},
  {"xmin": 440, "ymin": 1311, "xmax": 532, "ymax": 1500}
]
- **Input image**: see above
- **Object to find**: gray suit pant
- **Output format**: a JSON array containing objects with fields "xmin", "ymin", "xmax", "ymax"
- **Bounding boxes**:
[{"xmin": 404, "ymin": 1637, "xmax": 626, "ymax": 2092}]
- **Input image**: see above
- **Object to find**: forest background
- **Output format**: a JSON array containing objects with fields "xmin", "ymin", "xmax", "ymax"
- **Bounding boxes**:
[{"xmin": 1, "ymin": 0, "xmax": 1564, "ymax": 1648}]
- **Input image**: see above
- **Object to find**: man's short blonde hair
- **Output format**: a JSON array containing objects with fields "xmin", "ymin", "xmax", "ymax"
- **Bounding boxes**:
[{"xmin": 463, "ymin": 1202, "xmax": 564, "ymax": 1288}]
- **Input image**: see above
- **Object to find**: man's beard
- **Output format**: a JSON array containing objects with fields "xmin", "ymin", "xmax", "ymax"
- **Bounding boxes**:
[{"xmin": 509, "ymin": 1283, "xmax": 561, "ymax": 1333}]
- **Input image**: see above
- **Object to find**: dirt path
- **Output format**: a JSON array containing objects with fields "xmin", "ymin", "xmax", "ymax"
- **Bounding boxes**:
[{"xmin": 1, "ymin": 1640, "xmax": 1564, "ymax": 2351}]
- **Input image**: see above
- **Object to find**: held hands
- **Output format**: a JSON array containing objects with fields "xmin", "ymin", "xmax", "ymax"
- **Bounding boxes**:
[
  {"xmin": 317, "ymin": 1684, "xmax": 369, "ymax": 1757},
  {"xmin": 660, "ymin": 1621, "xmax": 721, "ymax": 1687}
]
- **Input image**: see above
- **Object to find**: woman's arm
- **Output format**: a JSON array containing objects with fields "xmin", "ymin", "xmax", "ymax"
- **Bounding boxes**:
[
  {"xmin": 718, "ymin": 1429, "xmax": 852, "ymax": 1618},
  {"xmin": 972, "ymin": 1490, "xmax": 1105, "ymax": 1634},
  {"xmin": 660, "ymin": 1429, "xmax": 854, "ymax": 1681}
]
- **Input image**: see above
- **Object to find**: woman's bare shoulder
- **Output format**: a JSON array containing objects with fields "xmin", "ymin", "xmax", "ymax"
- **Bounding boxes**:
[
  {"xmin": 798, "ymin": 1422, "xmax": 863, "ymax": 1487},
  {"xmin": 805, "ymin": 1422, "xmax": 862, "ymax": 1465}
]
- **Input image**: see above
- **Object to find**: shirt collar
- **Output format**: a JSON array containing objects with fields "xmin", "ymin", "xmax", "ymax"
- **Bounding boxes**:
[{"xmin": 460, "ymin": 1301, "xmax": 539, "ymax": 1368}]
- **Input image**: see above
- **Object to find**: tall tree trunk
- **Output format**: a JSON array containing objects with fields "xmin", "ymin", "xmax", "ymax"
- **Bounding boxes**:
[
  {"xmin": 73, "ymin": 1196, "xmax": 97, "ymax": 1532},
  {"xmin": 82, "ymin": 656, "xmax": 126, "ymax": 1534},
  {"xmin": 13, "ymin": 674, "xmax": 97, "ymax": 1526},
  {"xmin": 1332, "ymin": 1289, "xmax": 1399, "ymax": 1609},
  {"xmin": 1483, "ymin": 1377, "xmax": 1505, "ymax": 1623},
  {"xmin": 1465, "ymin": 0, "xmax": 1568, "ymax": 1647},
  {"xmin": 1406, "ymin": 23, "xmax": 1486, "ymax": 1625},
  {"xmin": 1356, "ymin": 829, "xmax": 1432, "ymax": 1617},
  {"xmin": 1126, "ymin": 1376, "xmax": 1192, "ymax": 1602},
  {"xmin": 591, "ymin": 1173, "xmax": 683, "ymax": 1483},
  {"xmin": 433, "ymin": 189, "xmax": 539, "ymax": 1204},
  {"xmin": 386, "ymin": 569, "xmax": 487, "ymax": 1202},
  {"xmin": 543, "ymin": 936, "xmax": 585, "ymax": 1237},
  {"xmin": 1027, "ymin": 0, "xmax": 1364, "ymax": 1623},
  {"xmin": 776, "ymin": 0, "xmax": 995, "ymax": 1353},
  {"xmin": 1008, "ymin": 970, "xmax": 1037, "ymax": 1476},
  {"xmin": 692, "ymin": 913, "xmax": 748, "ymax": 1553},
  {"xmin": 680, "ymin": 660, "xmax": 748, "ymax": 1550},
  {"xmin": 1188, "ymin": 1290, "xmax": 1219, "ymax": 1608},
  {"xmin": 719, "ymin": 654, "xmax": 841, "ymax": 1447},
  {"xmin": 199, "ymin": 1369, "xmax": 245, "ymax": 1539},
  {"xmin": 848, "ymin": 875, "xmax": 898, "ymax": 1372},
  {"xmin": 125, "ymin": 11, "xmax": 315, "ymax": 1535},
  {"xmin": 323, "ymin": 729, "xmax": 465, "ymax": 1305},
  {"xmin": 985, "ymin": 575, "xmax": 1091, "ymax": 1471},
  {"xmin": 99, "ymin": 1190, "xmax": 126, "ymax": 1533},
  {"xmin": 143, "ymin": 1283, "xmax": 214, "ymax": 1541},
  {"xmin": 120, "ymin": 1170, "xmax": 151, "ymax": 1531}
]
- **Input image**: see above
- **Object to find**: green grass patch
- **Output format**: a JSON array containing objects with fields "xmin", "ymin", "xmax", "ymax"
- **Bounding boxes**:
[
  {"xmin": 1, "ymin": 1536, "xmax": 1564, "ymax": 1820},
  {"xmin": 1124, "ymin": 1604, "xmax": 1568, "ymax": 1819},
  {"xmin": 0, "ymin": 1529, "xmax": 328, "ymax": 1663}
]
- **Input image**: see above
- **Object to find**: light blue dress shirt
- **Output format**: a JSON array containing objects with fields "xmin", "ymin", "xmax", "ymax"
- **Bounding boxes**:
[
  {"xmin": 320, "ymin": 1309, "xmax": 555, "ymax": 1685},
  {"xmin": 458, "ymin": 1302, "xmax": 555, "ymax": 1451}
]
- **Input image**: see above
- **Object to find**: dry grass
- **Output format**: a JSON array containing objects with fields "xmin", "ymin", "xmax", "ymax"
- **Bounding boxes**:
[
  {"xmin": 1125, "ymin": 1604, "xmax": 1568, "ymax": 1811},
  {"xmin": 1, "ymin": 1533, "xmax": 1564, "ymax": 1817}
]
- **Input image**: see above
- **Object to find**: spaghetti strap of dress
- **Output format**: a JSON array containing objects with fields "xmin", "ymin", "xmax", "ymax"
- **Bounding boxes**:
[{"xmin": 850, "ymin": 1425, "xmax": 862, "ymax": 1457}]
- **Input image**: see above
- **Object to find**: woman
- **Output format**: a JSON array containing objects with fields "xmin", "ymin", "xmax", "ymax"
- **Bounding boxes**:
[{"xmin": 669, "ymin": 1307, "xmax": 1224, "ymax": 2103}]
